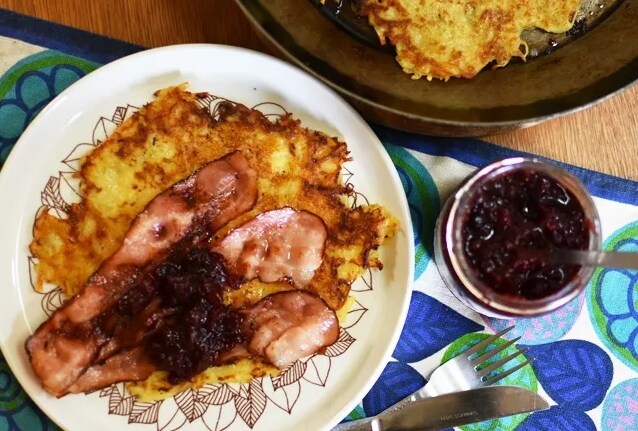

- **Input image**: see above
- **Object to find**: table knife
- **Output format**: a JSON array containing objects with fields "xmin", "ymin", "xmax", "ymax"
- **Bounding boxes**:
[{"xmin": 334, "ymin": 386, "xmax": 549, "ymax": 431}]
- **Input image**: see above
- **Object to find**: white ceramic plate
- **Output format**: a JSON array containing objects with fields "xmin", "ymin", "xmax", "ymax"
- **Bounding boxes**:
[{"xmin": 0, "ymin": 44, "xmax": 414, "ymax": 431}]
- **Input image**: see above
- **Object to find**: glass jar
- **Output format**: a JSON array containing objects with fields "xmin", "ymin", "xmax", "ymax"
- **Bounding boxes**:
[{"xmin": 433, "ymin": 157, "xmax": 601, "ymax": 318}]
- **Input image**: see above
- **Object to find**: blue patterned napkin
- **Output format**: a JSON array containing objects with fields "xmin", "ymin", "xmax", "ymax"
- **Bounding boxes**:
[{"xmin": 1, "ymin": 8, "xmax": 636, "ymax": 431}]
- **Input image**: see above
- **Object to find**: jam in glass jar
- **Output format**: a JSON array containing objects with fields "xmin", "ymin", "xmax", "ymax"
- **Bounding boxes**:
[{"xmin": 433, "ymin": 157, "xmax": 601, "ymax": 318}]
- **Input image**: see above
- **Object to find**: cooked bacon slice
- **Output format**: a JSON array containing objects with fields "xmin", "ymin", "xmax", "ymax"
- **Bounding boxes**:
[
  {"xmin": 241, "ymin": 291, "xmax": 339, "ymax": 369},
  {"xmin": 26, "ymin": 151, "xmax": 257, "ymax": 397},
  {"xmin": 67, "ymin": 347, "xmax": 155, "ymax": 394},
  {"xmin": 211, "ymin": 208, "xmax": 327, "ymax": 287},
  {"xmin": 95, "ymin": 298, "xmax": 174, "ymax": 363},
  {"xmin": 67, "ymin": 291, "xmax": 339, "ymax": 394}
]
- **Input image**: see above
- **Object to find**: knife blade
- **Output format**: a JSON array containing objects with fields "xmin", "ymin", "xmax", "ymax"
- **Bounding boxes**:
[{"xmin": 336, "ymin": 386, "xmax": 549, "ymax": 431}]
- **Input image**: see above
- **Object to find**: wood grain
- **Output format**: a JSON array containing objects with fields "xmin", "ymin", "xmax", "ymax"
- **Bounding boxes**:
[{"xmin": 1, "ymin": 0, "xmax": 637, "ymax": 180}]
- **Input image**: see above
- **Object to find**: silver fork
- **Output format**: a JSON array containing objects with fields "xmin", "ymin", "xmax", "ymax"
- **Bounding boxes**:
[{"xmin": 333, "ymin": 326, "xmax": 529, "ymax": 431}]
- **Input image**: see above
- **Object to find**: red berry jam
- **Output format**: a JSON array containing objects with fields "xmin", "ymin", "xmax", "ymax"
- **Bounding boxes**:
[{"xmin": 462, "ymin": 169, "xmax": 589, "ymax": 300}]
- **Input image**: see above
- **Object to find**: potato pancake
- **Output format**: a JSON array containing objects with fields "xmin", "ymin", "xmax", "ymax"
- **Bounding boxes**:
[
  {"xmin": 30, "ymin": 84, "xmax": 397, "ymax": 311},
  {"xmin": 30, "ymin": 85, "xmax": 398, "ymax": 398},
  {"xmin": 356, "ymin": 0, "xmax": 582, "ymax": 80}
]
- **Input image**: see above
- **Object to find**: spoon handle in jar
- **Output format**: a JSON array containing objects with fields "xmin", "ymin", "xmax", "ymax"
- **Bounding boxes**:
[{"xmin": 553, "ymin": 250, "xmax": 638, "ymax": 270}]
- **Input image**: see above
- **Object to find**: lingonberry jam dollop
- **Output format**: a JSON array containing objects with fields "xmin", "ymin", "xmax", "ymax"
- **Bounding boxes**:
[
  {"xmin": 462, "ymin": 169, "xmax": 589, "ymax": 299},
  {"xmin": 101, "ymin": 247, "xmax": 245, "ymax": 385},
  {"xmin": 146, "ymin": 247, "xmax": 245, "ymax": 384}
]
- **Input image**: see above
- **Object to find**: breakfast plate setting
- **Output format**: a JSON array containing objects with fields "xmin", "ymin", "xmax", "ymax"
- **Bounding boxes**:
[
  {"xmin": 0, "ymin": 43, "xmax": 414, "ymax": 431},
  {"xmin": 1, "ymin": 6, "xmax": 638, "ymax": 431}
]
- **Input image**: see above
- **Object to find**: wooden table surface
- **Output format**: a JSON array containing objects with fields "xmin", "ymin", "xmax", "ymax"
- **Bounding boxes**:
[{"xmin": 2, "ymin": 0, "xmax": 637, "ymax": 180}]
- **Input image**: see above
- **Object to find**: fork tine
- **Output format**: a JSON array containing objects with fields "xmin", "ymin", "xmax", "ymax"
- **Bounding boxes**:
[
  {"xmin": 483, "ymin": 358, "xmax": 531, "ymax": 386},
  {"xmin": 478, "ymin": 347, "xmax": 528, "ymax": 378},
  {"xmin": 470, "ymin": 336, "xmax": 521, "ymax": 366},
  {"xmin": 462, "ymin": 325, "xmax": 515, "ymax": 358}
]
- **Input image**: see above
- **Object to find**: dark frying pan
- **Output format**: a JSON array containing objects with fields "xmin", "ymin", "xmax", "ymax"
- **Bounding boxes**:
[{"xmin": 235, "ymin": 0, "xmax": 638, "ymax": 136}]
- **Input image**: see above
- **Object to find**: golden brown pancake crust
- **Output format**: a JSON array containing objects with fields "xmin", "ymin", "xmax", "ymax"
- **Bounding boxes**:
[
  {"xmin": 356, "ymin": 0, "xmax": 581, "ymax": 80},
  {"xmin": 30, "ymin": 85, "xmax": 397, "ymax": 311}
]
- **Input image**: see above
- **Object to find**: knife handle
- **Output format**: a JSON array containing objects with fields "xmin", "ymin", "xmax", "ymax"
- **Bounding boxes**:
[{"xmin": 332, "ymin": 396, "xmax": 416, "ymax": 430}]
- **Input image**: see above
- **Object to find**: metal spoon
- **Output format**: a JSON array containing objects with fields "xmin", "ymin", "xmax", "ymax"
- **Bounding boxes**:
[{"xmin": 549, "ymin": 249, "xmax": 638, "ymax": 271}]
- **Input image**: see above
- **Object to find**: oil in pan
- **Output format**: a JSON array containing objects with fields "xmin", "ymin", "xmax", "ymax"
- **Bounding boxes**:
[{"xmin": 524, "ymin": 0, "xmax": 624, "ymax": 58}]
